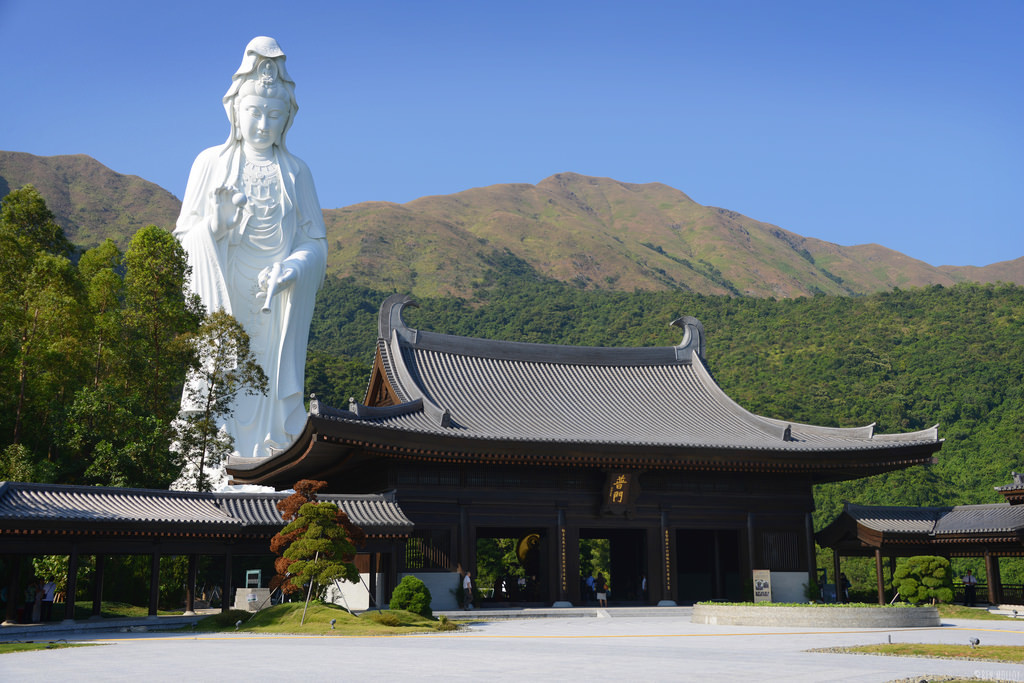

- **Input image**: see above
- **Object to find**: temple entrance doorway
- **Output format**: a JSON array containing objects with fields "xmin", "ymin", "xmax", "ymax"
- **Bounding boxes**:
[
  {"xmin": 475, "ymin": 527, "xmax": 548, "ymax": 605},
  {"xmin": 675, "ymin": 529, "xmax": 742, "ymax": 604},
  {"xmin": 579, "ymin": 528, "xmax": 648, "ymax": 604}
]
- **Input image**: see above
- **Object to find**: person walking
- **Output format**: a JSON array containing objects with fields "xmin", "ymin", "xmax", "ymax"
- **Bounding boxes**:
[
  {"xmin": 463, "ymin": 571, "xmax": 474, "ymax": 610},
  {"xmin": 595, "ymin": 573, "xmax": 608, "ymax": 608},
  {"xmin": 962, "ymin": 569, "xmax": 978, "ymax": 606}
]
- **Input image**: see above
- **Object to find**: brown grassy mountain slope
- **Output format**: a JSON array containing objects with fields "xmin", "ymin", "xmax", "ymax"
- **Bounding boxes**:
[
  {"xmin": 0, "ymin": 151, "xmax": 180, "ymax": 248},
  {"xmin": 3, "ymin": 153, "xmax": 1021, "ymax": 297},
  {"xmin": 325, "ymin": 172, "xmax": 1022, "ymax": 297}
]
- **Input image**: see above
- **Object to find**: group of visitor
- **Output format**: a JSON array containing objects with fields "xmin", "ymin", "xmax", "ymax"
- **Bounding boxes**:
[{"xmin": 1, "ymin": 577, "xmax": 56, "ymax": 623}]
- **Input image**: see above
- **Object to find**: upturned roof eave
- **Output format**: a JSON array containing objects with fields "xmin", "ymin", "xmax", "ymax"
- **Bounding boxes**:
[{"xmin": 225, "ymin": 413, "xmax": 941, "ymax": 488}]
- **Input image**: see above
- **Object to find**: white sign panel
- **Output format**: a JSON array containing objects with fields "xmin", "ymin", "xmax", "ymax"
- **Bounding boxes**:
[{"xmin": 753, "ymin": 569, "xmax": 772, "ymax": 603}]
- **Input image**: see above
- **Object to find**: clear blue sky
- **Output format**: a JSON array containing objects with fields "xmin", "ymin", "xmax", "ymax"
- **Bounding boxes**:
[{"xmin": 4, "ymin": 0, "xmax": 1021, "ymax": 267}]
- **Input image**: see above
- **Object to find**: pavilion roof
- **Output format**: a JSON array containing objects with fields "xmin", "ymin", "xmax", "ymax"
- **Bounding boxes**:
[
  {"xmin": 0, "ymin": 481, "xmax": 413, "ymax": 538},
  {"xmin": 817, "ymin": 501, "xmax": 1024, "ymax": 556}
]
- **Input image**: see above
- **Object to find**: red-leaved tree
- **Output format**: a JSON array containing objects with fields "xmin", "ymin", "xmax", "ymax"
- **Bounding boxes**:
[{"xmin": 269, "ymin": 479, "xmax": 367, "ymax": 598}]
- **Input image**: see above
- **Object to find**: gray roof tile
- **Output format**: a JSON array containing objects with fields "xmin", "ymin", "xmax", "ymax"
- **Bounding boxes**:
[
  {"xmin": 0, "ymin": 482, "xmax": 413, "ymax": 536},
  {"xmin": 842, "ymin": 502, "xmax": 1024, "ymax": 536},
  {"xmin": 315, "ymin": 294, "xmax": 941, "ymax": 454}
]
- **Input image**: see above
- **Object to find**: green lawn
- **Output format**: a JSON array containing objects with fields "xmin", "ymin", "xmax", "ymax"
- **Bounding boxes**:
[
  {"xmin": 936, "ymin": 604, "xmax": 1017, "ymax": 621},
  {"xmin": 192, "ymin": 603, "xmax": 459, "ymax": 636},
  {"xmin": 0, "ymin": 642, "xmax": 100, "ymax": 654},
  {"xmin": 841, "ymin": 642, "xmax": 1024, "ymax": 664},
  {"xmin": 39, "ymin": 601, "xmax": 181, "ymax": 621}
]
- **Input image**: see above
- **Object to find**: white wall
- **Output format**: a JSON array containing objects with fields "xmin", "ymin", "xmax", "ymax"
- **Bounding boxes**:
[
  {"xmin": 324, "ymin": 574, "xmax": 382, "ymax": 612},
  {"xmin": 401, "ymin": 572, "xmax": 460, "ymax": 611},
  {"xmin": 770, "ymin": 571, "xmax": 810, "ymax": 603}
]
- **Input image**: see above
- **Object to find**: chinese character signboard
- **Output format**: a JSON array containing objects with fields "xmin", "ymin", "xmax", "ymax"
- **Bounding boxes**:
[{"xmin": 601, "ymin": 471, "xmax": 640, "ymax": 517}]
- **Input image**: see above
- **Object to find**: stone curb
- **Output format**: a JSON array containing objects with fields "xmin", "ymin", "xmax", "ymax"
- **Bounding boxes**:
[{"xmin": 691, "ymin": 604, "xmax": 940, "ymax": 628}]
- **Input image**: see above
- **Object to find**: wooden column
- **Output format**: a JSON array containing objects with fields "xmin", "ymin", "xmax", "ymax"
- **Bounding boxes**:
[
  {"xmin": 713, "ymin": 530, "xmax": 723, "ymax": 599},
  {"xmin": 832, "ymin": 548, "xmax": 842, "ymax": 603},
  {"xmin": 148, "ymin": 551, "xmax": 160, "ymax": 617},
  {"xmin": 556, "ymin": 507, "xmax": 569, "ymax": 604},
  {"xmin": 458, "ymin": 504, "xmax": 469, "ymax": 571},
  {"xmin": 368, "ymin": 552, "xmax": 378, "ymax": 608},
  {"xmin": 91, "ymin": 555, "xmax": 105, "ymax": 618},
  {"xmin": 746, "ymin": 513, "xmax": 757, "ymax": 574},
  {"xmin": 804, "ymin": 513, "xmax": 817, "ymax": 597},
  {"xmin": 645, "ymin": 526, "xmax": 660, "ymax": 604},
  {"xmin": 875, "ymin": 549, "xmax": 885, "ymax": 605},
  {"xmin": 184, "ymin": 554, "xmax": 198, "ymax": 615},
  {"xmin": 989, "ymin": 553, "xmax": 1003, "ymax": 605},
  {"xmin": 221, "ymin": 548, "xmax": 233, "ymax": 613},
  {"xmin": 3, "ymin": 555, "xmax": 21, "ymax": 624},
  {"xmin": 984, "ymin": 551, "xmax": 998, "ymax": 606},
  {"xmin": 63, "ymin": 545, "xmax": 80, "ymax": 622},
  {"xmin": 659, "ymin": 509, "xmax": 675, "ymax": 606}
]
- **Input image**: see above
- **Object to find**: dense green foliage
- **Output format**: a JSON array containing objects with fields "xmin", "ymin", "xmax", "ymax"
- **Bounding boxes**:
[
  {"xmin": 0, "ymin": 187, "xmax": 202, "ymax": 487},
  {"xmin": 272, "ymin": 501, "xmax": 361, "ymax": 600},
  {"xmin": 389, "ymin": 575, "xmax": 433, "ymax": 617},
  {"xmin": 892, "ymin": 555, "xmax": 955, "ymax": 604}
]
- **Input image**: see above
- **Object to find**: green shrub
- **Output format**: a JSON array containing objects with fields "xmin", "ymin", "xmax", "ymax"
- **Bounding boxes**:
[
  {"xmin": 435, "ymin": 614, "xmax": 458, "ymax": 631},
  {"xmin": 367, "ymin": 611, "xmax": 401, "ymax": 627},
  {"xmin": 892, "ymin": 556, "xmax": 954, "ymax": 605},
  {"xmin": 390, "ymin": 575, "xmax": 432, "ymax": 618}
]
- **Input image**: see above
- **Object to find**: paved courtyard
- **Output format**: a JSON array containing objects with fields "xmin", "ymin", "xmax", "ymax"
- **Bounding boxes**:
[{"xmin": 3, "ymin": 611, "xmax": 1024, "ymax": 681}]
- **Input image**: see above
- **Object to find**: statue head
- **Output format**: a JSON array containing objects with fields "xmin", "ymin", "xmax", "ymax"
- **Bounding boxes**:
[{"xmin": 223, "ymin": 37, "xmax": 297, "ymax": 150}]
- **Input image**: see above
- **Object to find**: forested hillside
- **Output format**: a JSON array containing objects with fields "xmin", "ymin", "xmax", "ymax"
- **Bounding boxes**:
[{"xmin": 307, "ymin": 266, "xmax": 1024, "ymax": 530}]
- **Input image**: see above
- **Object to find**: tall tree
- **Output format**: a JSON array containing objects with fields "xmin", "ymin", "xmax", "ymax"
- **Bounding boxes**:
[
  {"xmin": 174, "ymin": 310, "xmax": 267, "ymax": 491},
  {"xmin": 123, "ymin": 225, "xmax": 203, "ymax": 418},
  {"xmin": 66, "ymin": 229, "xmax": 201, "ymax": 488}
]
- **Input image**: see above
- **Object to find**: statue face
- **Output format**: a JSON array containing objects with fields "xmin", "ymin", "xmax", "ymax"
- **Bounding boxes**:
[{"xmin": 238, "ymin": 95, "xmax": 289, "ymax": 152}]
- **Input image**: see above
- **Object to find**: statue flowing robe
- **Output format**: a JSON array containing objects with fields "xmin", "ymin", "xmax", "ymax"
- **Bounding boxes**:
[{"xmin": 175, "ymin": 143, "xmax": 327, "ymax": 459}]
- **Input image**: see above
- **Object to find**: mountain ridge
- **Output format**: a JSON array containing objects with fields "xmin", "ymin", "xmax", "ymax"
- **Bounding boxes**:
[{"xmin": 2, "ymin": 152, "xmax": 1021, "ymax": 298}]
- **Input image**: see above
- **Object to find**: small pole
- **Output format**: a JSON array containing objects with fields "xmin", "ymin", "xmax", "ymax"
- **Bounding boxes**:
[{"xmin": 300, "ymin": 551, "xmax": 319, "ymax": 626}]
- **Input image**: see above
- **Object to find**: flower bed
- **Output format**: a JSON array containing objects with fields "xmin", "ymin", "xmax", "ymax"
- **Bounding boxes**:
[{"xmin": 692, "ymin": 603, "xmax": 940, "ymax": 628}]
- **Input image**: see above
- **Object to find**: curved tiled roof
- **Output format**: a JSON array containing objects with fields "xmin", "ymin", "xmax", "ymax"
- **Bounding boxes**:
[
  {"xmin": 838, "ymin": 502, "xmax": 1024, "ymax": 536},
  {"xmin": 314, "ymin": 294, "xmax": 940, "ymax": 453},
  {"xmin": 0, "ymin": 482, "xmax": 413, "ymax": 537}
]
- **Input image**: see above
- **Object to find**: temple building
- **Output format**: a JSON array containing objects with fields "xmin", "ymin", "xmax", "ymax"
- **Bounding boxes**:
[{"xmin": 226, "ymin": 294, "xmax": 944, "ymax": 607}]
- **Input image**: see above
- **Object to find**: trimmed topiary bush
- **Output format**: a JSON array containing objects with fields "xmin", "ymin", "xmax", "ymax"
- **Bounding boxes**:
[
  {"xmin": 892, "ymin": 555, "xmax": 954, "ymax": 605},
  {"xmin": 390, "ymin": 576, "xmax": 433, "ymax": 617}
]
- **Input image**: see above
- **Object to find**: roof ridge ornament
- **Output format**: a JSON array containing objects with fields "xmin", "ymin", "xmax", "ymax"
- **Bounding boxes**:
[
  {"xmin": 380, "ymin": 293, "xmax": 418, "ymax": 342},
  {"xmin": 670, "ymin": 316, "xmax": 705, "ymax": 362}
]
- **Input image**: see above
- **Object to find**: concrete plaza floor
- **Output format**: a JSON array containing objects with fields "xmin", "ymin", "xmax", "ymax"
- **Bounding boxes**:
[{"xmin": 2, "ymin": 608, "xmax": 1024, "ymax": 682}]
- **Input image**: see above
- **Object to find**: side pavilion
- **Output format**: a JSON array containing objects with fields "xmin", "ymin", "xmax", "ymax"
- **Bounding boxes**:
[
  {"xmin": 227, "ymin": 294, "xmax": 943, "ymax": 607},
  {"xmin": 817, "ymin": 473, "xmax": 1024, "ymax": 606},
  {"xmin": 0, "ymin": 482, "xmax": 411, "ymax": 624}
]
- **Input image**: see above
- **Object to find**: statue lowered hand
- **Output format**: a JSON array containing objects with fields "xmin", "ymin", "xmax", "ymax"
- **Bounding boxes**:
[{"xmin": 258, "ymin": 262, "xmax": 296, "ymax": 314}]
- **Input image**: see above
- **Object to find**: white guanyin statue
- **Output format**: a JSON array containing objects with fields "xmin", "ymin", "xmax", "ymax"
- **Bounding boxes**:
[{"xmin": 175, "ymin": 36, "xmax": 327, "ymax": 459}]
